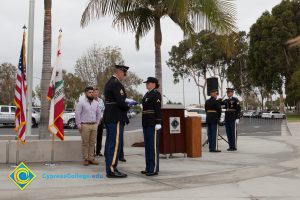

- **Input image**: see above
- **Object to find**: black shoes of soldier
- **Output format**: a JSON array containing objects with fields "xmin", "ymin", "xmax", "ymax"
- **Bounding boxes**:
[
  {"xmin": 141, "ymin": 170, "xmax": 158, "ymax": 176},
  {"xmin": 209, "ymin": 150, "xmax": 222, "ymax": 152},
  {"xmin": 106, "ymin": 171, "xmax": 127, "ymax": 178},
  {"xmin": 146, "ymin": 172, "xmax": 158, "ymax": 176},
  {"xmin": 119, "ymin": 157, "xmax": 127, "ymax": 162},
  {"xmin": 227, "ymin": 148, "xmax": 237, "ymax": 151}
]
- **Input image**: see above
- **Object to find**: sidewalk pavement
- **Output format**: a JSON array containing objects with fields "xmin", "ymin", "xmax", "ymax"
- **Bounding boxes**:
[
  {"xmin": 287, "ymin": 121, "xmax": 300, "ymax": 136},
  {"xmin": 1, "ymin": 125, "xmax": 300, "ymax": 199}
]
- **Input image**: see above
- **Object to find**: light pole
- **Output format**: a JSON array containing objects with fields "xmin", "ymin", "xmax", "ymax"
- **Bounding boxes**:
[{"xmin": 26, "ymin": 0, "xmax": 35, "ymax": 136}]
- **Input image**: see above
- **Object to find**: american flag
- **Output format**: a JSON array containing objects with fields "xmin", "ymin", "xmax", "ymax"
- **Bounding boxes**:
[{"xmin": 14, "ymin": 31, "xmax": 27, "ymax": 143}]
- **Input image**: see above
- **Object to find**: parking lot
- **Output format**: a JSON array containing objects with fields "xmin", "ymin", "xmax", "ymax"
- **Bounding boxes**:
[{"xmin": 0, "ymin": 115, "xmax": 285, "ymax": 137}]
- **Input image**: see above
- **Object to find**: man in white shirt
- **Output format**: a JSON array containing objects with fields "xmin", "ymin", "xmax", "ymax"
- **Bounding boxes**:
[{"xmin": 93, "ymin": 87, "xmax": 105, "ymax": 157}]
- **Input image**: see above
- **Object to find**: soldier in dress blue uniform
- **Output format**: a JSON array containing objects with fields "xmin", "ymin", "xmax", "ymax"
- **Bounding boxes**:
[
  {"xmin": 219, "ymin": 88, "xmax": 241, "ymax": 151},
  {"xmin": 205, "ymin": 89, "xmax": 222, "ymax": 152},
  {"xmin": 103, "ymin": 64, "xmax": 130, "ymax": 178},
  {"xmin": 141, "ymin": 77, "xmax": 162, "ymax": 176}
]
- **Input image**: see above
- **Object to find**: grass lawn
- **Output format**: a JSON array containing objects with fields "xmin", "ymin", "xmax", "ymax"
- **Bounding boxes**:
[{"xmin": 286, "ymin": 113, "xmax": 300, "ymax": 122}]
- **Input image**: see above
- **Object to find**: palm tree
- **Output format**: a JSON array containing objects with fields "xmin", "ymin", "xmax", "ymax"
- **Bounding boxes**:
[
  {"xmin": 39, "ymin": 0, "xmax": 52, "ymax": 139},
  {"xmin": 81, "ymin": 0, "xmax": 237, "ymax": 95}
]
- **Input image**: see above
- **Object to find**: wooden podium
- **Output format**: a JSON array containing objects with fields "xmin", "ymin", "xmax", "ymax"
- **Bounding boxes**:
[
  {"xmin": 160, "ymin": 105, "xmax": 186, "ymax": 156},
  {"xmin": 185, "ymin": 117, "xmax": 202, "ymax": 157}
]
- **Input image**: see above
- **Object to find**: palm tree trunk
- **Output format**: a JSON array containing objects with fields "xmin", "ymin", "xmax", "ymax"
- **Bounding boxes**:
[
  {"xmin": 154, "ymin": 17, "xmax": 162, "ymax": 96},
  {"xmin": 296, "ymin": 101, "xmax": 300, "ymax": 115},
  {"xmin": 39, "ymin": 0, "xmax": 52, "ymax": 139}
]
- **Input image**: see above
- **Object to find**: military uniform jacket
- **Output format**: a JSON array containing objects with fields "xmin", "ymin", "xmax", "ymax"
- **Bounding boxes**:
[
  {"xmin": 205, "ymin": 97, "xmax": 222, "ymax": 124},
  {"xmin": 103, "ymin": 76, "xmax": 129, "ymax": 124},
  {"xmin": 221, "ymin": 97, "xmax": 241, "ymax": 122},
  {"xmin": 142, "ymin": 89, "xmax": 162, "ymax": 127}
]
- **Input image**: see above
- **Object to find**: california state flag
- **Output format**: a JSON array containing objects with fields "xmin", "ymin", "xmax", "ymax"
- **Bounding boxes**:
[{"xmin": 47, "ymin": 31, "xmax": 64, "ymax": 141}]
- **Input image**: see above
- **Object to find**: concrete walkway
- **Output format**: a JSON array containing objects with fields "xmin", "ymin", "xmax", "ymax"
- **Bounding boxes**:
[
  {"xmin": 1, "ymin": 125, "xmax": 300, "ymax": 200},
  {"xmin": 287, "ymin": 121, "xmax": 300, "ymax": 136}
]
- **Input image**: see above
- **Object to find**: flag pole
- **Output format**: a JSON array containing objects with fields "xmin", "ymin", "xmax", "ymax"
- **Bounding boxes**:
[
  {"xmin": 11, "ymin": 138, "xmax": 20, "ymax": 168},
  {"xmin": 12, "ymin": 26, "xmax": 27, "ymax": 168},
  {"xmin": 26, "ymin": 0, "xmax": 35, "ymax": 136},
  {"xmin": 45, "ymin": 133, "xmax": 56, "ymax": 166},
  {"xmin": 45, "ymin": 30, "xmax": 64, "ymax": 167},
  {"xmin": 16, "ymin": 139, "xmax": 20, "ymax": 165},
  {"xmin": 51, "ymin": 133, "xmax": 55, "ymax": 164}
]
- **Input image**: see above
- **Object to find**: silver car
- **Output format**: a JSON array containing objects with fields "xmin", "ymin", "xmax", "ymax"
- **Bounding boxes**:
[{"xmin": 0, "ymin": 105, "xmax": 40, "ymax": 127}]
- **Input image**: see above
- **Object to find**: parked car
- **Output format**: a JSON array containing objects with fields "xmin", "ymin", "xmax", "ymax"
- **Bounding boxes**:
[
  {"xmin": 243, "ymin": 110, "xmax": 255, "ymax": 117},
  {"xmin": 62, "ymin": 111, "xmax": 76, "ymax": 129},
  {"xmin": 185, "ymin": 108, "xmax": 206, "ymax": 124},
  {"xmin": 261, "ymin": 111, "xmax": 286, "ymax": 119},
  {"xmin": 251, "ymin": 111, "xmax": 262, "ymax": 118},
  {"xmin": 0, "ymin": 105, "xmax": 40, "ymax": 127}
]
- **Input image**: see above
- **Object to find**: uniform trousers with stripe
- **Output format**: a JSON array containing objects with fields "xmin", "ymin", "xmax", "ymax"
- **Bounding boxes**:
[
  {"xmin": 143, "ymin": 126, "xmax": 160, "ymax": 173},
  {"xmin": 104, "ymin": 122, "xmax": 124, "ymax": 174},
  {"xmin": 207, "ymin": 122, "xmax": 219, "ymax": 151},
  {"xmin": 225, "ymin": 121, "xmax": 237, "ymax": 149}
]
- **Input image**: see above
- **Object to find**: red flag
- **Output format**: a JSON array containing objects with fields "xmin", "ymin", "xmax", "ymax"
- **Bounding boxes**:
[
  {"xmin": 14, "ymin": 31, "xmax": 27, "ymax": 143},
  {"xmin": 47, "ymin": 31, "xmax": 64, "ymax": 141}
]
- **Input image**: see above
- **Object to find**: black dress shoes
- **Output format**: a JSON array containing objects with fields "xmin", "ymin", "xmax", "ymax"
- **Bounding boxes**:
[
  {"xmin": 141, "ymin": 170, "xmax": 148, "ymax": 174},
  {"xmin": 106, "ymin": 171, "xmax": 127, "ymax": 178},
  {"xmin": 119, "ymin": 157, "xmax": 127, "ymax": 162},
  {"xmin": 209, "ymin": 150, "xmax": 222, "ymax": 152},
  {"xmin": 227, "ymin": 148, "xmax": 237, "ymax": 151},
  {"xmin": 146, "ymin": 172, "xmax": 158, "ymax": 176}
]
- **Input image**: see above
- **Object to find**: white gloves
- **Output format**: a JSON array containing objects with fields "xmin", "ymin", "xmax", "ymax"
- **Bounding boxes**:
[
  {"xmin": 155, "ymin": 124, "xmax": 162, "ymax": 130},
  {"xmin": 125, "ymin": 98, "xmax": 137, "ymax": 106},
  {"xmin": 235, "ymin": 119, "xmax": 240, "ymax": 124}
]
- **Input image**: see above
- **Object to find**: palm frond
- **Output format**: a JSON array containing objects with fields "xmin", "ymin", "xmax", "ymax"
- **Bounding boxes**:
[
  {"xmin": 81, "ymin": 0, "xmax": 138, "ymax": 27},
  {"xmin": 112, "ymin": 7, "xmax": 155, "ymax": 49},
  {"xmin": 190, "ymin": 0, "xmax": 237, "ymax": 33},
  {"xmin": 169, "ymin": 13, "xmax": 194, "ymax": 37}
]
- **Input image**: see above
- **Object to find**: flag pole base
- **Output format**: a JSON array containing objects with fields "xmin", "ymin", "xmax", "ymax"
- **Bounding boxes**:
[{"xmin": 44, "ymin": 163, "xmax": 58, "ymax": 167}]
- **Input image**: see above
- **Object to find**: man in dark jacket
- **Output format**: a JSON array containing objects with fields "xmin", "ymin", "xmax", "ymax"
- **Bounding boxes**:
[
  {"xmin": 205, "ymin": 89, "xmax": 222, "ymax": 152},
  {"xmin": 103, "ymin": 64, "xmax": 130, "ymax": 178},
  {"xmin": 141, "ymin": 77, "xmax": 162, "ymax": 176}
]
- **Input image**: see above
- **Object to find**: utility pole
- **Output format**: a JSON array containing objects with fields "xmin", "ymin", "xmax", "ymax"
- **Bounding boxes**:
[{"xmin": 26, "ymin": 0, "xmax": 35, "ymax": 136}]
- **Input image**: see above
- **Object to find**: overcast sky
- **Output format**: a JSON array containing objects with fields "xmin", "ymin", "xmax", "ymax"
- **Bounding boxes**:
[{"xmin": 0, "ymin": 0, "xmax": 282, "ymax": 105}]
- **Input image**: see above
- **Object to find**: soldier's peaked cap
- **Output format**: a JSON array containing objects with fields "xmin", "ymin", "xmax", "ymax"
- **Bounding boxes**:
[
  {"xmin": 115, "ymin": 64, "xmax": 129, "ymax": 72},
  {"xmin": 226, "ymin": 88, "xmax": 235, "ymax": 92},
  {"xmin": 210, "ymin": 89, "xmax": 218, "ymax": 93},
  {"xmin": 143, "ymin": 77, "xmax": 159, "ymax": 84}
]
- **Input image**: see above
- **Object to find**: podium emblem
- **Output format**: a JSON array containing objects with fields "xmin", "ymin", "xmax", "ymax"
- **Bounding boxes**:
[{"xmin": 169, "ymin": 117, "xmax": 181, "ymax": 134}]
